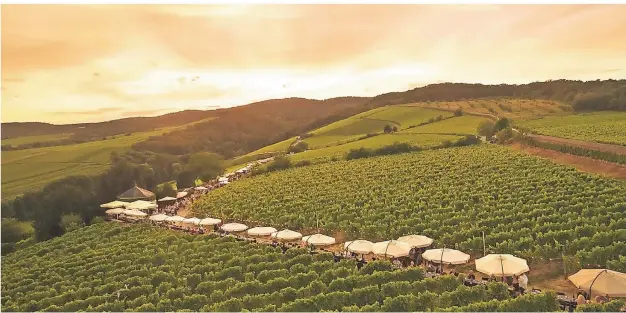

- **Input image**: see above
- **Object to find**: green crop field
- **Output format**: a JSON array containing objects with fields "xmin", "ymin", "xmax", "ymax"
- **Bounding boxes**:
[
  {"xmin": 399, "ymin": 115, "xmax": 490, "ymax": 135},
  {"xmin": 516, "ymin": 112, "xmax": 626, "ymax": 146},
  {"xmin": 1, "ymin": 222, "xmax": 564, "ymax": 312},
  {"xmin": 2, "ymin": 133, "xmax": 73, "ymax": 147},
  {"xmin": 194, "ymin": 145, "xmax": 626, "ymax": 268},
  {"xmin": 411, "ymin": 98, "xmax": 569, "ymax": 119},
  {"xmin": 291, "ymin": 133, "xmax": 462, "ymax": 163},
  {"xmin": 1, "ymin": 121, "xmax": 208, "ymax": 201},
  {"xmin": 365, "ymin": 106, "xmax": 453, "ymax": 129}
]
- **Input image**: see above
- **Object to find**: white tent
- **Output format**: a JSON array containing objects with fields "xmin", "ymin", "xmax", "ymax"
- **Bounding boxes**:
[
  {"xmin": 247, "ymin": 227, "xmax": 278, "ymax": 236},
  {"xmin": 158, "ymin": 196, "xmax": 177, "ymax": 202},
  {"xmin": 199, "ymin": 218, "xmax": 222, "ymax": 226},
  {"xmin": 372, "ymin": 240, "xmax": 412, "ymax": 258},
  {"xmin": 218, "ymin": 177, "xmax": 229, "ymax": 183},
  {"xmin": 176, "ymin": 192, "xmax": 188, "ymax": 199},
  {"xmin": 397, "ymin": 235, "xmax": 434, "ymax": 248},
  {"xmin": 100, "ymin": 200, "xmax": 129, "ymax": 209},
  {"xmin": 302, "ymin": 234, "xmax": 336, "ymax": 246},
  {"xmin": 344, "ymin": 240, "xmax": 374, "ymax": 254},
  {"xmin": 422, "ymin": 248, "xmax": 470, "ymax": 265},
  {"xmin": 183, "ymin": 217, "xmax": 202, "ymax": 225},
  {"xmin": 194, "ymin": 186, "xmax": 208, "ymax": 191},
  {"xmin": 105, "ymin": 208, "xmax": 126, "ymax": 215},
  {"xmin": 271, "ymin": 229, "xmax": 303, "ymax": 241},
  {"xmin": 221, "ymin": 223, "xmax": 248, "ymax": 232},
  {"xmin": 476, "ymin": 254, "xmax": 529, "ymax": 276},
  {"xmin": 149, "ymin": 214, "xmax": 169, "ymax": 221},
  {"xmin": 122, "ymin": 209, "xmax": 148, "ymax": 217},
  {"xmin": 165, "ymin": 215, "xmax": 185, "ymax": 223},
  {"xmin": 568, "ymin": 269, "xmax": 626, "ymax": 298},
  {"xmin": 127, "ymin": 200, "xmax": 157, "ymax": 211}
]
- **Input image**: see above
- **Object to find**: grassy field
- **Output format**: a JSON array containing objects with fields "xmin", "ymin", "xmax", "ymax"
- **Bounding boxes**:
[
  {"xmin": 290, "ymin": 133, "xmax": 463, "ymax": 163},
  {"xmin": 2, "ymin": 133, "xmax": 73, "ymax": 147},
  {"xmin": 399, "ymin": 115, "xmax": 490, "ymax": 135},
  {"xmin": 516, "ymin": 112, "xmax": 626, "ymax": 146},
  {"xmin": 411, "ymin": 98, "xmax": 570, "ymax": 119},
  {"xmin": 1, "ymin": 120, "xmax": 211, "ymax": 201}
]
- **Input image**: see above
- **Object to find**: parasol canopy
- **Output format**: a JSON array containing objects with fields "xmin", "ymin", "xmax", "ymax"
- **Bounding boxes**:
[
  {"xmin": 183, "ymin": 217, "xmax": 202, "ymax": 225},
  {"xmin": 176, "ymin": 192, "xmax": 188, "ymax": 199},
  {"xmin": 422, "ymin": 248, "xmax": 470, "ymax": 265},
  {"xmin": 344, "ymin": 240, "xmax": 374, "ymax": 254},
  {"xmin": 247, "ymin": 227, "xmax": 278, "ymax": 236},
  {"xmin": 105, "ymin": 208, "xmax": 126, "ymax": 215},
  {"xmin": 165, "ymin": 215, "xmax": 185, "ymax": 223},
  {"xmin": 194, "ymin": 186, "xmax": 208, "ymax": 191},
  {"xmin": 122, "ymin": 209, "xmax": 148, "ymax": 217},
  {"xmin": 221, "ymin": 223, "xmax": 248, "ymax": 232},
  {"xmin": 372, "ymin": 240, "xmax": 412, "ymax": 258},
  {"xmin": 476, "ymin": 254, "xmax": 529, "ymax": 276},
  {"xmin": 158, "ymin": 196, "xmax": 177, "ymax": 202},
  {"xmin": 127, "ymin": 200, "xmax": 157, "ymax": 211},
  {"xmin": 271, "ymin": 229, "xmax": 303, "ymax": 241},
  {"xmin": 117, "ymin": 185, "xmax": 155, "ymax": 201},
  {"xmin": 149, "ymin": 214, "xmax": 169, "ymax": 221},
  {"xmin": 568, "ymin": 269, "xmax": 626, "ymax": 298},
  {"xmin": 397, "ymin": 235, "xmax": 434, "ymax": 248},
  {"xmin": 302, "ymin": 234, "xmax": 336, "ymax": 246},
  {"xmin": 100, "ymin": 200, "xmax": 129, "ymax": 209},
  {"xmin": 199, "ymin": 218, "xmax": 222, "ymax": 226}
]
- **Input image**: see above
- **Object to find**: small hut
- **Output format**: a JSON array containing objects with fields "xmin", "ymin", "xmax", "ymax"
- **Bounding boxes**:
[{"xmin": 117, "ymin": 184, "xmax": 156, "ymax": 202}]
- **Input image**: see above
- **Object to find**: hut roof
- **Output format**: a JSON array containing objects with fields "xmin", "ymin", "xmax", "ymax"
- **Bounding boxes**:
[{"xmin": 117, "ymin": 185, "xmax": 155, "ymax": 201}]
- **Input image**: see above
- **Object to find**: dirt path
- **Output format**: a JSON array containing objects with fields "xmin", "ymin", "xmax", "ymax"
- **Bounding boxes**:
[{"xmin": 511, "ymin": 143, "xmax": 626, "ymax": 180}]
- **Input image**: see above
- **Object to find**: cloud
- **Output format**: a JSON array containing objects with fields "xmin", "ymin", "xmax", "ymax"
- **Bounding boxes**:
[{"xmin": 50, "ymin": 107, "xmax": 124, "ymax": 116}]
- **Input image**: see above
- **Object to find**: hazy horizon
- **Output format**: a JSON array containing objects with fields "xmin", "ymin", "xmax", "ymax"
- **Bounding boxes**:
[{"xmin": 3, "ymin": 4, "xmax": 626, "ymax": 124}]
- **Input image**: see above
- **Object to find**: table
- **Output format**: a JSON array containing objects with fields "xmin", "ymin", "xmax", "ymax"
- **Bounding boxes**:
[{"xmin": 557, "ymin": 295, "xmax": 577, "ymax": 312}]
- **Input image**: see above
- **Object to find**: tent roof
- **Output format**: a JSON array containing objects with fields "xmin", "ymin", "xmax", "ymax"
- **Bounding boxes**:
[{"xmin": 118, "ymin": 185, "xmax": 155, "ymax": 200}]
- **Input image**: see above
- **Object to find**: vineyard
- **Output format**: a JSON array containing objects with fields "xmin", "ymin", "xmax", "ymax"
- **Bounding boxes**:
[
  {"xmin": 411, "ymin": 98, "xmax": 569, "ymax": 119},
  {"xmin": 1, "ymin": 223, "xmax": 562, "ymax": 312},
  {"xmin": 516, "ymin": 112, "xmax": 626, "ymax": 146},
  {"xmin": 399, "ymin": 115, "xmax": 489, "ymax": 135},
  {"xmin": 193, "ymin": 145, "xmax": 626, "ymax": 268}
]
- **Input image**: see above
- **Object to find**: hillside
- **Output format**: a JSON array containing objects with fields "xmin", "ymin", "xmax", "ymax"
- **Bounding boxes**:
[{"xmin": 1, "ymin": 222, "xmax": 562, "ymax": 312}]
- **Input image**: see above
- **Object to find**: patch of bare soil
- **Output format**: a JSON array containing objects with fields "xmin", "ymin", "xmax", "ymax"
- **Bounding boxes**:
[
  {"xmin": 511, "ymin": 143, "xmax": 626, "ymax": 180},
  {"xmin": 528, "ymin": 134, "xmax": 626, "ymax": 155}
]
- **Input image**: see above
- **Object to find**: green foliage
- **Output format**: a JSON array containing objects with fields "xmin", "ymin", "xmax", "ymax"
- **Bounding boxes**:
[
  {"xmin": 266, "ymin": 156, "xmax": 292, "ymax": 172},
  {"xmin": 520, "ymin": 137, "xmax": 626, "ymax": 165},
  {"xmin": 287, "ymin": 141, "xmax": 309, "ymax": 154},
  {"xmin": 185, "ymin": 152, "xmax": 224, "ymax": 181},
  {"xmin": 478, "ymin": 120, "xmax": 496, "ymax": 138},
  {"xmin": 176, "ymin": 171, "xmax": 197, "ymax": 189},
  {"xmin": 60, "ymin": 214, "xmax": 84, "ymax": 233}
]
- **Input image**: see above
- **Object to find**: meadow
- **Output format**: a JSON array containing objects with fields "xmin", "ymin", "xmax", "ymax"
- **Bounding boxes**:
[
  {"xmin": 516, "ymin": 112, "xmax": 626, "ymax": 146},
  {"xmin": 193, "ymin": 145, "xmax": 626, "ymax": 269},
  {"xmin": 399, "ymin": 115, "xmax": 490, "ymax": 135},
  {"xmin": 411, "ymin": 98, "xmax": 570, "ymax": 119},
  {"xmin": 1, "ymin": 222, "xmax": 562, "ymax": 312},
  {"xmin": 1, "ymin": 121, "xmax": 209, "ymax": 201},
  {"xmin": 2, "ymin": 133, "xmax": 72, "ymax": 147}
]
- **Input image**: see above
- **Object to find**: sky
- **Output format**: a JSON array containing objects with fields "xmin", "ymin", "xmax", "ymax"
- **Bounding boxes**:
[{"xmin": 2, "ymin": 4, "xmax": 626, "ymax": 124}]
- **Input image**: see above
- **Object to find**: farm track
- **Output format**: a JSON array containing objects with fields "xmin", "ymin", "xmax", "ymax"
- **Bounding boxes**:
[{"xmin": 525, "ymin": 134, "xmax": 626, "ymax": 155}]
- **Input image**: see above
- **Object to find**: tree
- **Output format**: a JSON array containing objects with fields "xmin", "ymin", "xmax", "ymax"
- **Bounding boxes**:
[
  {"xmin": 157, "ymin": 183, "xmax": 177, "ymax": 199},
  {"xmin": 454, "ymin": 108, "xmax": 464, "ymax": 116},
  {"xmin": 171, "ymin": 163, "xmax": 183, "ymax": 179},
  {"xmin": 493, "ymin": 117, "xmax": 510, "ymax": 133},
  {"xmin": 287, "ymin": 142, "xmax": 309, "ymax": 154},
  {"xmin": 186, "ymin": 152, "xmax": 224, "ymax": 182},
  {"xmin": 135, "ymin": 164, "xmax": 157, "ymax": 191},
  {"xmin": 176, "ymin": 171, "xmax": 197, "ymax": 189},
  {"xmin": 383, "ymin": 125, "xmax": 393, "ymax": 134},
  {"xmin": 477, "ymin": 120, "xmax": 496, "ymax": 138},
  {"xmin": 267, "ymin": 156, "xmax": 292, "ymax": 172}
]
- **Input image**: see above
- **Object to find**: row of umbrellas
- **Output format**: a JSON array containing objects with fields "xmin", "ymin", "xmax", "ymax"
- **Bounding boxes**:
[{"xmin": 101, "ymin": 200, "xmax": 156, "ymax": 211}]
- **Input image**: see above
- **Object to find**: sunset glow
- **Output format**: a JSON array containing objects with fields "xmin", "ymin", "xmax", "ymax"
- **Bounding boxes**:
[{"xmin": 2, "ymin": 4, "xmax": 626, "ymax": 124}]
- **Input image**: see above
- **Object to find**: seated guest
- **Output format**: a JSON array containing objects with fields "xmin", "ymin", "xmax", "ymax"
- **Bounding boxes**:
[
  {"xmin": 427, "ymin": 262, "xmax": 436, "ymax": 273},
  {"xmin": 576, "ymin": 294, "xmax": 588, "ymax": 305},
  {"xmin": 467, "ymin": 270, "xmax": 476, "ymax": 280},
  {"xmin": 512, "ymin": 275, "xmax": 520, "ymax": 292}
]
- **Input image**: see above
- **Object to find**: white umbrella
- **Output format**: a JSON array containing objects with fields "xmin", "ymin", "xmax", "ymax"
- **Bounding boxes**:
[
  {"xmin": 194, "ymin": 186, "xmax": 208, "ymax": 191},
  {"xmin": 221, "ymin": 223, "xmax": 248, "ymax": 232},
  {"xmin": 568, "ymin": 269, "xmax": 626, "ymax": 298},
  {"xmin": 372, "ymin": 240, "xmax": 412, "ymax": 258},
  {"xmin": 183, "ymin": 217, "xmax": 202, "ymax": 225},
  {"xmin": 476, "ymin": 254, "xmax": 529, "ymax": 276},
  {"xmin": 149, "ymin": 214, "xmax": 169, "ymax": 221},
  {"xmin": 344, "ymin": 240, "xmax": 374, "ymax": 254},
  {"xmin": 122, "ymin": 209, "xmax": 147, "ymax": 217},
  {"xmin": 100, "ymin": 200, "xmax": 129, "ymax": 209},
  {"xmin": 422, "ymin": 248, "xmax": 470, "ymax": 265},
  {"xmin": 247, "ymin": 227, "xmax": 278, "ymax": 236},
  {"xmin": 158, "ymin": 196, "xmax": 177, "ymax": 202},
  {"xmin": 105, "ymin": 208, "xmax": 125, "ymax": 215},
  {"xmin": 397, "ymin": 235, "xmax": 434, "ymax": 248},
  {"xmin": 271, "ymin": 229, "xmax": 303, "ymax": 241},
  {"xmin": 302, "ymin": 234, "xmax": 336, "ymax": 246},
  {"xmin": 127, "ymin": 200, "xmax": 157, "ymax": 211},
  {"xmin": 199, "ymin": 218, "xmax": 222, "ymax": 226},
  {"xmin": 176, "ymin": 192, "xmax": 188, "ymax": 199},
  {"xmin": 165, "ymin": 215, "xmax": 185, "ymax": 223}
]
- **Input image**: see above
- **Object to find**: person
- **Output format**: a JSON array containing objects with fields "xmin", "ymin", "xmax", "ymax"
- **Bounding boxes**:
[
  {"xmin": 489, "ymin": 275, "xmax": 498, "ymax": 282},
  {"xmin": 576, "ymin": 294, "xmax": 587, "ymax": 305},
  {"xmin": 576, "ymin": 289, "xmax": 588, "ymax": 300},
  {"xmin": 594, "ymin": 295, "xmax": 605, "ymax": 304},
  {"xmin": 427, "ymin": 262, "xmax": 436, "ymax": 273},
  {"xmin": 467, "ymin": 270, "xmax": 476, "ymax": 280},
  {"xmin": 518, "ymin": 273, "xmax": 528, "ymax": 294},
  {"xmin": 512, "ymin": 275, "xmax": 520, "ymax": 292},
  {"xmin": 435, "ymin": 265, "xmax": 443, "ymax": 274}
]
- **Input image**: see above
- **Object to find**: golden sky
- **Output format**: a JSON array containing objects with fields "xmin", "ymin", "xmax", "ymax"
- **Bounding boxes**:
[{"xmin": 2, "ymin": 4, "xmax": 626, "ymax": 124}]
